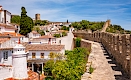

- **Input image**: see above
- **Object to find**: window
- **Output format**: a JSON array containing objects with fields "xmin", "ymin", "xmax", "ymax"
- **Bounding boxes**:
[
  {"xmin": 3, "ymin": 51, "xmax": 8, "ymax": 60},
  {"xmin": 32, "ymin": 53, "xmax": 36, "ymax": 58},
  {"xmin": 41, "ymin": 53, "xmax": 44, "ymax": 58}
]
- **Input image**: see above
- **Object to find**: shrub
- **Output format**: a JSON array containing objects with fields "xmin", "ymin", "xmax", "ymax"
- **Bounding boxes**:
[
  {"xmin": 44, "ymin": 76, "xmax": 54, "ymax": 80},
  {"xmin": 89, "ymin": 65, "xmax": 94, "ymax": 74},
  {"xmin": 62, "ymin": 32, "xmax": 67, "ymax": 37},
  {"xmin": 75, "ymin": 37, "xmax": 81, "ymax": 47},
  {"xmin": 53, "ymin": 34, "xmax": 61, "ymax": 38}
]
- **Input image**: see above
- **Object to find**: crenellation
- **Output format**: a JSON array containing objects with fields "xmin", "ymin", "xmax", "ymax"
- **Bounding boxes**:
[{"xmin": 73, "ymin": 31, "xmax": 131, "ymax": 78}]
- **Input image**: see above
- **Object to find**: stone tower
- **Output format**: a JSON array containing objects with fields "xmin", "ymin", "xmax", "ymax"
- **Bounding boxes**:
[
  {"xmin": 35, "ymin": 14, "xmax": 40, "ymax": 20},
  {"xmin": 12, "ymin": 39, "xmax": 28, "ymax": 79},
  {"xmin": 101, "ymin": 19, "xmax": 111, "ymax": 32}
]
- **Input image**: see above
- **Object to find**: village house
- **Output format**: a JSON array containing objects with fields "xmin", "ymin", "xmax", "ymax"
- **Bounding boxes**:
[
  {"xmin": 0, "ymin": 38, "xmax": 47, "ymax": 80},
  {"xmin": 32, "ymin": 35, "xmax": 56, "ymax": 44},
  {"xmin": 28, "ymin": 30, "xmax": 41, "ymax": 39},
  {"xmin": 0, "ymin": 6, "xmax": 11, "ymax": 24},
  {"xmin": 22, "ymin": 42, "xmax": 65, "ymax": 74}
]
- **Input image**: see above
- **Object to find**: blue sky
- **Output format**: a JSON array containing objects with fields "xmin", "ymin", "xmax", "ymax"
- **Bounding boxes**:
[{"xmin": 1, "ymin": 0, "xmax": 131, "ymax": 30}]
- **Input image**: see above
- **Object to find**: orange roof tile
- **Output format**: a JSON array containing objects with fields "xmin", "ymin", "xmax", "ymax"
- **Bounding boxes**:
[
  {"xmin": 3, "ymin": 32, "xmax": 24, "ymax": 37},
  {"xmin": 22, "ymin": 43, "xmax": 64, "ymax": 51},
  {"xmin": 0, "ymin": 23, "xmax": 16, "ymax": 29},
  {"xmin": 0, "ymin": 38, "xmax": 10, "ymax": 44},
  {"xmin": 31, "ymin": 31, "xmax": 39, "ymax": 34},
  {"xmin": 5, "ymin": 70, "xmax": 45, "ymax": 80}
]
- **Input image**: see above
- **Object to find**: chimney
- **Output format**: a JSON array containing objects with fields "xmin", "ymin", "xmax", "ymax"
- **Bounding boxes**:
[
  {"xmin": 0, "ymin": 6, "xmax": 3, "ymax": 10},
  {"xmin": 18, "ymin": 38, "xmax": 20, "ymax": 44}
]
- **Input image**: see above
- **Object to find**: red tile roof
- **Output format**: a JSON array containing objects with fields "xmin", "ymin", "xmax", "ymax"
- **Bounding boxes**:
[
  {"xmin": 31, "ymin": 31, "xmax": 39, "ymax": 34},
  {"xmin": 0, "ymin": 48, "xmax": 13, "ymax": 50},
  {"xmin": 0, "ymin": 33, "xmax": 10, "ymax": 37},
  {"xmin": 0, "ymin": 23, "xmax": 16, "ymax": 29},
  {"xmin": 5, "ymin": 70, "xmax": 45, "ymax": 80},
  {"xmin": 3, "ymin": 32, "xmax": 24, "ymax": 37},
  {"xmin": 0, "ymin": 38, "xmax": 10, "ymax": 44},
  {"xmin": 22, "ymin": 43, "xmax": 64, "ymax": 51}
]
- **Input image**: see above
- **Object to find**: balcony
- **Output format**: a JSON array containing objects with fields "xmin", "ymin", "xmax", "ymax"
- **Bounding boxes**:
[{"xmin": 27, "ymin": 58, "xmax": 50, "ymax": 63}]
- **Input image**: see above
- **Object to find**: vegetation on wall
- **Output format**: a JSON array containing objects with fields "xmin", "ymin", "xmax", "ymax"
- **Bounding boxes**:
[
  {"xmin": 20, "ymin": 7, "xmax": 34, "ymax": 36},
  {"xmin": 75, "ymin": 37, "xmax": 81, "ymax": 47},
  {"xmin": 43, "ymin": 47, "xmax": 90, "ymax": 80}
]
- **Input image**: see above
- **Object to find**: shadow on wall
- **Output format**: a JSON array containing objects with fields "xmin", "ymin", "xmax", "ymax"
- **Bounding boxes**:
[{"xmin": 102, "ymin": 44, "xmax": 129, "ymax": 80}]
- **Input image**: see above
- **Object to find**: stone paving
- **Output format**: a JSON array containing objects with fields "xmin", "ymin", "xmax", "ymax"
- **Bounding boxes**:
[{"xmin": 81, "ymin": 40, "xmax": 129, "ymax": 80}]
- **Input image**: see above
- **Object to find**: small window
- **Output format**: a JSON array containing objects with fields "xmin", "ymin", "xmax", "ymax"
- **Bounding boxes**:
[
  {"xmin": 32, "ymin": 53, "xmax": 36, "ymax": 58},
  {"xmin": 41, "ymin": 53, "xmax": 44, "ymax": 58},
  {"xmin": 3, "ymin": 51, "xmax": 8, "ymax": 60}
]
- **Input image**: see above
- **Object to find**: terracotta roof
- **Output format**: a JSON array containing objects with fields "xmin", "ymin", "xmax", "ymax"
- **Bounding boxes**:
[
  {"xmin": 22, "ymin": 43, "xmax": 64, "ymax": 51},
  {"xmin": 0, "ymin": 23, "xmax": 16, "ymax": 29},
  {"xmin": 0, "ymin": 48, "xmax": 13, "ymax": 50},
  {"xmin": 31, "ymin": 31, "xmax": 39, "ymax": 34},
  {"xmin": 5, "ymin": 70, "xmax": 45, "ymax": 80},
  {"xmin": 3, "ymin": 32, "xmax": 24, "ymax": 37},
  {"xmin": 0, "ymin": 38, "xmax": 10, "ymax": 44},
  {"xmin": 0, "ymin": 33, "xmax": 10, "ymax": 37},
  {"xmin": 34, "ymin": 35, "xmax": 55, "ymax": 39}
]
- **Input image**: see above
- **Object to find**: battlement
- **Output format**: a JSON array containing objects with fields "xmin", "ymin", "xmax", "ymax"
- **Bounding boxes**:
[{"xmin": 73, "ymin": 31, "xmax": 131, "ymax": 79}]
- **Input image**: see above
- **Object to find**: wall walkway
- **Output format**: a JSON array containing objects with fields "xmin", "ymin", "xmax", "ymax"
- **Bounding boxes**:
[{"xmin": 73, "ymin": 31, "xmax": 131, "ymax": 79}]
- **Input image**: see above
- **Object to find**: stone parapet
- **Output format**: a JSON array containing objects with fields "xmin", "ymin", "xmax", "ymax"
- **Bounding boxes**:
[{"xmin": 73, "ymin": 31, "xmax": 131, "ymax": 79}]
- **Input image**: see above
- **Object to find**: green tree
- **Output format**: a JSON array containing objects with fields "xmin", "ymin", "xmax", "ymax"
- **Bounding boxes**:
[
  {"xmin": 62, "ymin": 32, "xmax": 67, "ymax": 37},
  {"xmin": 43, "ymin": 60, "xmax": 55, "ymax": 76},
  {"xmin": 39, "ymin": 30, "xmax": 45, "ymax": 36},
  {"xmin": 11, "ymin": 15, "xmax": 21, "ymax": 24},
  {"xmin": 75, "ymin": 37, "xmax": 81, "ymax": 47},
  {"xmin": 20, "ymin": 7, "xmax": 33, "ymax": 36},
  {"xmin": 67, "ymin": 19, "xmax": 68, "ymax": 23},
  {"xmin": 48, "ymin": 52, "xmax": 56, "ymax": 59}
]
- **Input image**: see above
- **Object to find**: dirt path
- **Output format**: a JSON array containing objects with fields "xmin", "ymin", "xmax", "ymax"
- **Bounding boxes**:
[{"xmin": 81, "ymin": 40, "xmax": 129, "ymax": 80}]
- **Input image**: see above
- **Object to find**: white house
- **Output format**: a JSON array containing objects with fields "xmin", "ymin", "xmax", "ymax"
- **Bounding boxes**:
[
  {"xmin": 28, "ymin": 31, "xmax": 41, "ymax": 38},
  {"xmin": 22, "ymin": 43, "xmax": 65, "ymax": 73},
  {"xmin": 0, "ymin": 6, "xmax": 11, "ymax": 24},
  {"xmin": 32, "ymin": 35, "xmax": 56, "ymax": 44},
  {"xmin": 0, "ymin": 23, "xmax": 16, "ymax": 33},
  {"xmin": 0, "ymin": 38, "xmax": 40, "ymax": 80}
]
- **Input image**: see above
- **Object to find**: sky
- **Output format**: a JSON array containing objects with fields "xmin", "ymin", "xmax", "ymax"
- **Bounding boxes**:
[{"xmin": 0, "ymin": 0, "xmax": 131, "ymax": 30}]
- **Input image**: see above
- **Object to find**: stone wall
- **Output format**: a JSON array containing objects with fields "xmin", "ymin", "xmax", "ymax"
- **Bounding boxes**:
[
  {"xmin": 73, "ymin": 38, "xmax": 91, "ymax": 53},
  {"xmin": 73, "ymin": 31, "xmax": 131, "ymax": 78}
]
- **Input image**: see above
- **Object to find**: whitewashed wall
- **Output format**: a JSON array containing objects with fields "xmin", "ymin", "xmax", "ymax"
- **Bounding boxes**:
[
  {"xmin": 0, "ymin": 11, "xmax": 4, "ymax": 23},
  {"xmin": 4, "ymin": 28, "xmax": 15, "ymax": 33},
  {"xmin": 6, "ymin": 12, "xmax": 11, "ymax": 23},
  {"xmin": 28, "ymin": 33, "xmax": 41, "ymax": 38},
  {"xmin": 0, "ymin": 26, "xmax": 15, "ymax": 33},
  {"xmin": 0, "ymin": 66, "xmax": 12, "ymax": 80},
  {"xmin": 1, "ymin": 39, "xmax": 16, "ymax": 48},
  {"xmin": 0, "ymin": 50, "xmax": 13, "ymax": 65},
  {"xmin": 28, "ymin": 49, "xmax": 65, "ymax": 59}
]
